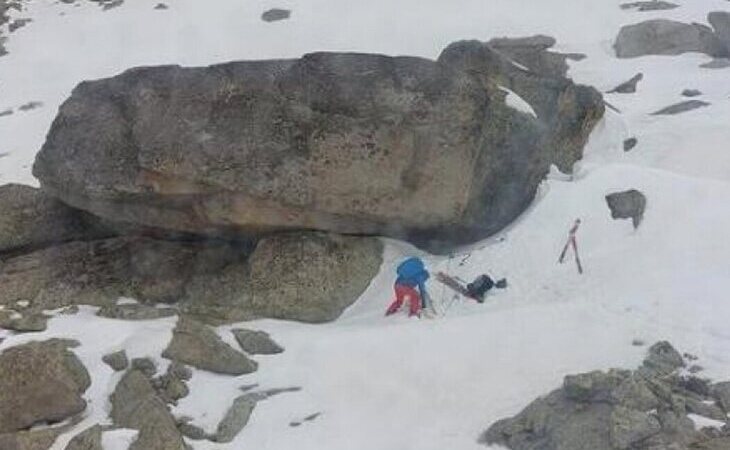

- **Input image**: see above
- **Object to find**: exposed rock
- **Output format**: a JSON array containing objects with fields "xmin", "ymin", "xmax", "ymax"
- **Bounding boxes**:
[
  {"xmin": 0, "ymin": 428, "xmax": 66, "ymax": 450},
  {"xmin": 33, "ymin": 41, "xmax": 603, "ymax": 252},
  {"xmin": 620, "ymin": 1, "xmax": 679, "ymax": 11},
  {"xmin": 682, "ymin": 89, "xmax": 702, "ymax": 97},
  {"xmin": 711, "ymin": 382, "xmax": 730, "ymax": 411},
  {"xmin": 176, "ymin": 417, "xmax": 207, "ymax": 440},
  {"xmin": 232, "ymin": 328, "xmax": 284, "ymax": 355},
  {"xmin": 0, "ymin": 184, "xmax": 112, "ymax": 254},
  {"xmin": 651, "ymin": 100, "xmax": 710, "ymax": 115},
  {"xmin": 700, "ymin": 58, "xmax": 730, "ymax": 68},
  {"xmin": 102, "ymin": 350, "xmax": 129, "ymax": 372},
  {"xmin": 183, "ymin": 232, "xmax": 382, "ymax": 323},
  {"xmin": 153, "ymin": 3, "xmax": 167, "ymax": 10},
  {"xmin": 8, "ymin": 18, "xmax": 31, "ymax": 33},
  {"xmin": 0, "ymin": 236, "xmax": 249, "ymax": 310},
  {"xmin": 624, "ymin": 137, "xmax": 638, "ymax": 152},
  {"xmin": 606, "ymin": 189, "xmax": 647, "ymax": 229},
  {"xmin": 261, "ymin": 8, "xmax": 290, "ymax": 22},
  {"xmin": 109, "ymin": 370, "xmax": 186, "ymax": 450},
  {"xmin": 481, "ymin": 342, "xmax": 730, "ymax": 450},
  {"xmin": 64, "ymin": 425, "xmax": 102, "ymax": 450},
  {"xmin": 130, "ymin": 357, "xmax": 157, "ymax": 378},
  {"xmin": 18, "ymin": 101, "xmax": 43, "ymax": 111},
  {"xmin": 614, "ymin": 19, "xmax": 727, "ymax": 58},
  {"xmin": 290, "ymin": 412, "xmax": 321, "ymax": 427},
  {"xmin": 0, "ymin": 310, "xmax": 48, "ymax": 332},
  {"xmin": 162, "ymin": 317, "xmax": 257, "ymax": 375},
  {"xmin": 213, "ymin": 394, "xmax": 256, "ymax": 443},
  {"xmin": 709, "ymin": 11, "xmax": 730, "ymax": 54},
  {"xmin": 609, "ymin": 73, "xmax": 644, "ymax": 94},
  {"xmin": 166, "ymin": 361, "xmax": 192, "ymax": 381},
  {"xmin": 151, "ymin": 362, "xmax": 191, "ymax": 404},
  {"xmin": 97, "ymin": 303, "xmax": 177, "ymax": 320},
  {"xmin": 0, "ymin": 339, "xmax": 90, "ymax": 433},
  {"xmin": 0, "ymin": 108, "xmax": 12, "ymax": 117},
  {"xmin": 486, "ymin": 34, "xmax": 571, "ymax": 78}
]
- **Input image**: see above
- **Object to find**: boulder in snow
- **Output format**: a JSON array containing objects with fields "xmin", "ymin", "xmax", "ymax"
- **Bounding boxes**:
[
  {"xmin": 614, "ymin": 19, "xmax": 727, "ymax": 58},
  {"xmin": 232, "ymin": 329, "xmax": 284, "ymax": 355},
  {"xmin": 608, "ymin": 73, "xmax": 643, "ymax": 94},
  {"xmin": 682, "ymin": 89, "xmax": 702, "ymax": 97},
  {"xmin": 620, "ymin": 1, "xmax": 679, "ymax": 12},
  {"xmin": 64, "ymin": 425, "xmax": 102, "ymax": 450},
  {"xmin": 102, "ymin": 350, "xmax": 129, "ymax": 372},
  {"xmin": 623, "ymin": 137, "xmax": 638, "ymax": 152},
  {"xmin": 700, "ymin": 57, "xmax": 730, "ymax": 69},
  {"xmin": 605, "ymin": 189, "xmax": 647, "ymax": 229},
  {"xmin": 261, "ymin": 8, "xmax": 290, "ymax": 22},
  {"xmin": 651, "ymin": 100, "xmax": 710, "ymax": 115}
]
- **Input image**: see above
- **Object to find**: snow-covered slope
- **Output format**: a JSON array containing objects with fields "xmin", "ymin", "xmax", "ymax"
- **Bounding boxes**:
[{"xmin": 1, "ymin": 1, "xmax": 730, "ymax": 449}]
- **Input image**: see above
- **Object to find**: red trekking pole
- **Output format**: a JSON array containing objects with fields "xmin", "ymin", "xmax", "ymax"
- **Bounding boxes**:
[{"xmin": 558, "ymin": 219, "xmax": 583, "ymax": 274}]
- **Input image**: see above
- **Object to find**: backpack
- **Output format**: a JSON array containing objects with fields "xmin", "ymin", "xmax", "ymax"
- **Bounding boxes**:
[
  {"xmin": 467, "ymin": 274, "xmax": 495, "ymax": 299},
  {"xmin": 397, "ymin": 257, "xmax": 426, "ymax": 280}
]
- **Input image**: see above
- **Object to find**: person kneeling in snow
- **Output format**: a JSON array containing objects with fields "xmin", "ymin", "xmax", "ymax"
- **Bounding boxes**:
[{"xmin": 385, "ymin": 257, "xmax": 430, "ymax": 317}]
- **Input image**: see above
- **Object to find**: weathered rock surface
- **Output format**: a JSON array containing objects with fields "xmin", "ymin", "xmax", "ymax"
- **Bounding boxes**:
[
  {"xmin": 109, "ymin": 369, "xmax": 186, "ymax": 450},
  {"xmin": 261, "ymin": 8, "xmax": 290, "ymax": 22},
  {"xmin": 33, "ymin": 41, "xmax": 603, "ymax": 251},
  {"xmin": 608, "ymin": 73, "xmax": 643, "ymax": 94},
  {"xmin": 652, "ymin": 100, "xmax": 710, "ymax": 115},
  {"xmin": 0, "ymin": 236, "xmax": 249, "ymax": 310},
  {"xmin": 232, "ymin": 328, "xmax": 284, "ymax": 355},
  {"xmin": 0, "ymin": 428, "xmax": 66, "ymax": 450},
  {"xmin": 213, "ymin": 394, "xmax": 257, "ymax": 443},
  {"xmin": 606, "ymin": 189, "xmax": 647, "ymax": 229},
  {"xmin": 682, "ymin": 89, "xmax": 702, "ymax": 97},
  {"xmin": 620, "ymin": 1, "xmax": 679, "ymax": 12},
  {"xmin": 182, "ymin": 232, "xmax": 382, "ymax": 323},
  {"xmin": 709, "ymin": 11, "xmax": 730, "ymax": 54},
  {"xmin": 97, "ymin": 303, "xmax": 177, "ymax": 320},
  {"xmin": 623, "ymin": 137, "xmax": 638, "ymax": 152},
  {"xmin": 0, "ymin": 339, "xmax": 90, "ymax": 433},
  {"xmin": 700, "ymin": 57, "xmax": 730, "ymax": 69},
  {"xmin": 130, "ymin": 357, "xmax": 157, "ymax": 378},
  {"xmin": 481, "ymin": 342, "xmax": 730, "ymax": 450},
  {"xmin": 0, "ymin": 184, "xmax": 111, "ymax": 255},
  {"xmin": 102, "ymin": 350, "xmax": 129, "ymax": 371},
  {"xmin": 64, "ymin": 425, "xmax": 102, "ymax": 450},
  {"xmin": 162, "ymin": 317, "xmax": 257, "ymax": 375},
  {"xmin": 486, "ymin": 34, "xmax": 571, "ymax": 78},
  {"xmin": 614, "ymin": 19, "xmax": 727, "ymax": 58},
  {"xmin": 0, "ymin": 309, "xmax": 48, "ymax": 332}
]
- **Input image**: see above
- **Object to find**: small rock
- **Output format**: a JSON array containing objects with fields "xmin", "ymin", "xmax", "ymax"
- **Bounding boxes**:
[
  {"xmin": 640, "ymin": 341, "xmax": 685, "ymax": 376},
  {"xmin": 609, "ymin": 73, "xmax": 643, "ymax": 93},
  {"xmin": 130, "ymin": 358, "xmax": 157, "ymax": 378},
  {"xmin": 651, "ymin": 100, "xmax": 710, "ymax": 115},
  {"xmin": 232, "ymin": 329, "xmax": 284, "ymax": 355},
  {"xmin": 632, "ymin": 338, "xmax": 646, "ymax": 346},
  {"xmin": 682, "ymin": 89, "xmax": 702, "ymax": 97},
  {"xmin": 59, "ymin": 305, "xmax": 80, "ymax": 315},
  {"xmin": 176, "ymin": 418, "xmax": 207, "ymax": 440},
  {"xmin": 18, "ymin": 101, "xmax": 43, "ymax": 111},
  {"xmin": 689, "ymin": 365, "xmax": 704, "ymax": 374},
  {"xmin": 162, "ymin": 317, "xmax": 257, "ymax": 375},
  {"xmin": 606, "ymin": 189, "xmax": 647, "ymax": 229},
  {"xmin": 166, "ymin": 361, "xmax": 192, "ymax": 381},
  {"xmin": 0, "ymin": 109, "xmax": 12, "ymax": 117},
  {"xmin": 261, "ymin": 8, "xmax": 290, "ymax": 22},
  {"xmin": 8, "ymin": 18, "xmax": 32, "ymax": 33},
  {"xmin": 64, "ymin": 424, "xmax": 102, "ymax": 450},
  {"xmin": 154, "ymin": 3, "xmax": 168, "ymax": 9},
  {"xmin": 102, "ymin": 350, "xmax": 129, "ymax": 372},
  {"xmin": 213, "ymin": 394, "xmax": 256, "ymax": 443},
  {"xmin": 624, "ymin": 137, "xmax": 638, "ymax": 152},
  {"xmin": 620, "ymin": 1, "xmax": 679, "ymax": 11},
  {"xmin": 0, "ymin": 310, "xmax": 48, "ymax": 332}
]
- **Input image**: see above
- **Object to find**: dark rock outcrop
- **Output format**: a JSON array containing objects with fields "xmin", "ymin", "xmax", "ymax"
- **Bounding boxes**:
[
  {"xmin": 606, "ymin": 189, "xmax": 647, "ymax": 229},
  {"xmin": 64, "ymin": 425, "xmax": 102, "ymax": 450},
  {"xmin": 261, "ymin": 8, "xmax": 290, "ymax": 22},
  {"xmin": 620, "ymin": 1, "xmax": 679, "ymax": 12},
  {"xmin": 162, "ymin": 317, "xmax": 257, "ymax": 375},
  {"xmin": 682, "ymin": 89, "xmax": 702, "ymax": 97},
  {"xmin": 709, "ymin": 11, "xmax": 730, "ymax": 55},
  {"xmin": 0, "ymin": 339, "xmax": 90, "ymax": 433},
  {"xmin": 623, "ymin": 137, "xmax": 638, "ymax": 152},
  {"xmin": 608, "ymin": 73, "xmax": 643, "ymax": 94},
  {"xmin": 33, "ymin": 41, "xmax": 603, "ymax": 252},
  {"xmin": 651, "ymin": 100, "xmax": 710, "ymax": 115},
  {"xmin": 181, "ymin": 232, "xmax": 382, "ymax": 323},
  {"xmin": 481, "ymin": 342, "xmax": 730, "ymax": 450},
  {"xmin": 102, "ymin": 350, "xmax": 129, "ymax": 372},
  {"xmin": 232, "ymin": 329, "xmax": 284, "ymax": 355},
  {"xmin": 0, "ymin": 184, "xmax": 112, "ymax": 255},
  {"xmin": 614, "ymin": 19, "xmax": 727, "ymax": 58}
]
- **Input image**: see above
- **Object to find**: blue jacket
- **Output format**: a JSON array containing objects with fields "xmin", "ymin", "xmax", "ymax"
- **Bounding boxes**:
[{"xmin": 395, "ymin": 257, "xmax": 430, "ymax": 298}]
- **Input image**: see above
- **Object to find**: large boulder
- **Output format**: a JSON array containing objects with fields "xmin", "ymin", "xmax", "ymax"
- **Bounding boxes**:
[
  {"xmin": 605, "ymin": 189, "xmax": 647, "ymax": 229},
  {"xmin": 33, "ymin": 41, "xmax": 603, "ymax": 251},
  {"xmin": 0, "ymin": 236, "xmax": 248, "ymax": 310},
  {"xmin": 709, "ymin": 11, "xmax": 730, "ymax": 54},
  {"xmin": 0, "ymin": 184, "xmax": 111, "ymax": 255},
  {"xmin": 0, "ymin": 339, "xmax": 90, "ymax": 433},
  {"xmin": 181, "ymin": 232, "xmax": 383, "ymax": 323},
  {"xmin": 614, "ymin": 19, "xmax": 727, "ymax": 58}
]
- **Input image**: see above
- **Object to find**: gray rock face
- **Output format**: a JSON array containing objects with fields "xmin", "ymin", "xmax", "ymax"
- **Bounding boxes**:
[
  {"xmin": 682, "ymin": 89, "xmax": 702, "ymax": 97},
  {"xmin": 0, "ymin": 428, "xmax": 66, "ymax": 450},
  {"xmin": 102, "ymin": 350, "xmax": 129, "ymax": 372},
  {"xmin": 606, "ymin": 189, "xmax": 647, "ymax": 229},
  {"xmin": 182, "ymin": 232, "xmax": 382, "ymax": 323},
  {"xmin": 620, "ymin": 1, "xmax": 679, "ymax": 12},
  {"xmin": 486, "ymin": 34, "xmax": 571, "ymax": 78},
  {"xmin": 261, "ymin": 8, "xmax": 290, "ymax": 22},
  {"xmin": 109, "ymin": 370, "xmax": 186, "ymax": 450},
  {"xmin": 0, "ymin": 236, "xmax": 249, "ymax": 310},
  {"xmin": 624, "ymin": 137, "xmax": 638, "ymax": 152},
  {"xmin": 232, "ymin": 329, "xmax": 284, "ymax": 355},
  {"xmin": 97, "ymin": 303, "xmax": 177, "ymax": 321},
  {"xmin": 709, "ymin": 11, "xmax": 730, "ymax": 54},
  {"xmin": 651, "ymin": 100, "xmax": 710, "ymax": 115},
  {"xmin": 64, "ymin": 425, "xmax": 102, "ymax": 450},
  {"xmin": 33, "ymin": 41, "xmax": 603, "ymax": 252},
  {"xmin": 213, "ymin": 394, "xmax": 256, "ymax": 443},
  {"xmin": 481, "ymin": 342, "xmax": 729, "ymax": 450},
  {"xmin": 609, "ymin": 73, "xmax": 644, "ymax": 94},
  {"xmin": 0, "ymin": 184, "xmax": 111, "ymax": 255},
  {"xmin": 614, "ymin": 19, "xmax": 727, "ymax": 58},
  {"xmin": 0, "ymin": 339, "xmax": 90, "ymax": 433},
  {"xmin": 0, "ymin": 310, "xmax": 48, "ymax": 332},
  {"xmin": 162, "ymin": 317, "xmax": 257, "ymax": 375},
  {"xmin": 700, "ymin": 58, "xmax": 730, "ymax": 69}
]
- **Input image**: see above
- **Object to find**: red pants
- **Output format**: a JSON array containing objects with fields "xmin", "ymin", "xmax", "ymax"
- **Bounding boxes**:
[{"xmin": 385, "ymin": 284, "xmax": 421, "ymax": 317}]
